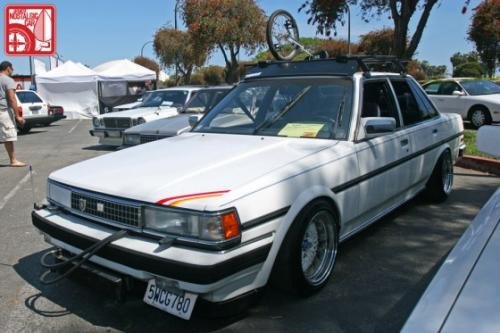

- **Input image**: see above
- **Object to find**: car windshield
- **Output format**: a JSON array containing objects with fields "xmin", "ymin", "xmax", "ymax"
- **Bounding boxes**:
[
  {"xmin": 193, "ymin": 77, "xmax": 352, "ymax": 140},
  {"xmin": 16, "ymin": 91, "xmax": 42, "ymax": 103},
  {"xmin": 460, "ymin": 80, "xmax": 500, "ymax": 96},
  {"xmin": 139, "ymin": 90, "xmax": 189, "ymax": 107},
  {"xmin": 182, "ymin": 89, "xmax": 230, "ymax": 113}
]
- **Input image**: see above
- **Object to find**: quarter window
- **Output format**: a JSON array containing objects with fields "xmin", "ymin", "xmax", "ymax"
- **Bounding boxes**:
[{"xmin": 423, "ymin": 82, "xmax": 441, "ymax": 95}]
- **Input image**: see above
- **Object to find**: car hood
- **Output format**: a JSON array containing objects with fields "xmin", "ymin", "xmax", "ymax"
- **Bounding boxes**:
[
  {"xmin": 50, "ymin": 133, "xmax": 339, "ymax": 210},
  {"xmin": 99, "ymin": 106, "xmax": 178, "ymax": 118},
  {"xmin": 124, "ymin": 113, "xmax": 200, "ymax": 136}
]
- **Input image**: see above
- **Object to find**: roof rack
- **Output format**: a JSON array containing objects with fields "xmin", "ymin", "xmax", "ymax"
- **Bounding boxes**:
[{"xmin": 243, "ymin": 55, "xmax": 407, "ymax": 79}]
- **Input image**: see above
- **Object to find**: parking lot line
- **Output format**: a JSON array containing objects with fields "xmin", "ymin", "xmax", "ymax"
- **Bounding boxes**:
[
  {"xmin": 67, "ymin": 119, "xmax": 82, "ymax": 134},
  {"xmin": 0, "ymin": 171, "xmax": 32, "ymax": 211}
]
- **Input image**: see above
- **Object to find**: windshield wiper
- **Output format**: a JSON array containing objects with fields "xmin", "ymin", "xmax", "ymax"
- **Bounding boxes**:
[{"xmin": 253, "ymin": 86, "xmax": 311, "ymax": 134}]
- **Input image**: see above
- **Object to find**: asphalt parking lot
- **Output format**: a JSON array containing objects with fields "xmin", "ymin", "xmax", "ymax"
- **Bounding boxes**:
[{"xmin": 1, "ymin": 119, "xmax": 499, "ymax": 333}]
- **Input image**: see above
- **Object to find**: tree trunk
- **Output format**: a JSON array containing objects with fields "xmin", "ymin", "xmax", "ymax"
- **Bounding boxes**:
[{"xmin": 405, "ymin": 0, "xmax": 438, "ymax": 58}]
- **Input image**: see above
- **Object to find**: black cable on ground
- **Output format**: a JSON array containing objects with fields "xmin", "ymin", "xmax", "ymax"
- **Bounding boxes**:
[{"xmin": 39, "ymin": 229, "xmax": 128, "ymax": 285}]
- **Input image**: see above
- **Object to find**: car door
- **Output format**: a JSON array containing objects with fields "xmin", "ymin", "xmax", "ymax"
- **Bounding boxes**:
[
  {"xmin": 350, "ymin": 78, "xmax": 411, "ymax": 233},
  {"xmin": 434, "ymin": 81, "xmax": 467, "ymax": 117},
  {"xmin": 391, "ymin": 77, "xmax": 444, "ymax": 188}
]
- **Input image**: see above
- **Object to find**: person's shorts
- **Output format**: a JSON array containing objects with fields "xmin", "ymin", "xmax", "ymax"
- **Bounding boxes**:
[{"xmin": 0, "ymin": 110, "xmax": 17, "ymax": 142}]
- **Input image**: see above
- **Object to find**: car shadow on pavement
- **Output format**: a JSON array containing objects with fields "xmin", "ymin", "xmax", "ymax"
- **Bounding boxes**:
[
  {"xmin": 13, "ymin": 251, "xmax": 251, "ymax": 332},
  {"xmin": 81, "ymin": 145, "xmax": 117, "ymax": 152},
  {"xmin": 18, "ymin": 130, "xmax": 48, "ymax": 136}
]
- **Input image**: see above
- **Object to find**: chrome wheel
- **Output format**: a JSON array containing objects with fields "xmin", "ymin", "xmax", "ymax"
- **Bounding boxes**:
[
  {"xmin": 300, "ymin": 210, "xmax": 337, "ymax": 287},
  {"xmin": 441, "ymin": 152, "xmax": 453, "ymax": 194},
  {"xmin": 471, "ymin": 109, "xmax": 486, "ymax": 128}
]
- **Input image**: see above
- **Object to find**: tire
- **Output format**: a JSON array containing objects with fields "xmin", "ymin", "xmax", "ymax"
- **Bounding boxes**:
[
  {"xmin": 266, "ymin": 10, "xmax": 300, "ymax": 61},
  {"xmin": 271, "ymin": 199, "xmax": 339, "ymax": 296},
  {"xmin": 18, "ymin": 125, "xmax": 31, "ymax": 134},
  {"xmin": 469, "ymin": 107, "xmax": 491, "ymax": 129},
  {"xmin": 425, "ymin": 150, "xmax": 453, "ymax": 203}
]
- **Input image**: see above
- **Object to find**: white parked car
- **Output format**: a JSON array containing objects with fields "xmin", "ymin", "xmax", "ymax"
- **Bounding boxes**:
[
  {"xmin": 90, "ymin": 87, "xmax": 200, "ymax": 146},
  {"xmin": 15, "ymin": 90, "xmax": 54, "ymax": 134},
  {"xmin": 402, "ymin": 125, "xmax": 500, "ymax": 333},
  {"xmin": 422, "ymin": 78, "xmax": 500, "ymax": 128},
  {"xmin": 33, "ymin": 57, "xmax": 464, "ymax": 320},
  {"xmin": 122, "ymin": 86, "xmax": 232, "ymax": 147}
]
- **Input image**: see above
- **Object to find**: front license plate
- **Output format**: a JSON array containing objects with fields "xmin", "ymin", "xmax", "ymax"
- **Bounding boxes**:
[
  {"xmin": 31, "ymin": 110, "xmax": 39, "ymax": 115},
  {"xmin": 107, "ymin": 131, "xmax": 122, "ymax": 138},
  {"xmin": 143, "ymin": 279, "xmax": 198, "ymax": 320}
]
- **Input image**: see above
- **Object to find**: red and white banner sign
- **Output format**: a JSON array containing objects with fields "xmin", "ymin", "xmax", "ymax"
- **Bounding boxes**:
[{"xmin": 4, "ymin": 4, "xmax": 56, "ymax": 56}]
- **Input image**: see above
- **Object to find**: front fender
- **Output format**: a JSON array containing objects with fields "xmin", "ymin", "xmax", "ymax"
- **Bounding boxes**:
[{"xmin": 253, "ymin": 185, "xmax": 340, "ymax": 286}]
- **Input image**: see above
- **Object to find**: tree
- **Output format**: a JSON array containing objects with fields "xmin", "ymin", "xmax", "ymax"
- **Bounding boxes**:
[
  {"xmin": 133, "ymin": 56, "xmax": 160, "ymax": 80},
  {"xmin": 454, "ymin": 62, "xmax": 485, "ymax": 77},
  {"xmin": 198, "ymin": 66, "xmax": 226, "ymax": 85},
  {"xmin": 358, "ymin": 28, "xmax": 395, "ymax": 55},
  {"xmin": 153, "ymin": 28, "xmax": 208, "ymax": 84},
  {"xmin": 468, "ymin": 0, "xmax": 500, "ymax": 77},
  {"xmin": 301, "ymin": 0, "xmax": 446, "ymax": 59},
  {"xmin": 419, "ymin": 60, "xmax": 446, "ymax": 78},
  {"xmin": 450, "ymin": 51, "xmax": 485, "ymax": 77},
  {"xmin": 315, "ymin": 38, "xmax": 359, "ymax": 56},
  {"xmin": 183, "ymin": 0, "xmax": 266, "ymax": 83}
]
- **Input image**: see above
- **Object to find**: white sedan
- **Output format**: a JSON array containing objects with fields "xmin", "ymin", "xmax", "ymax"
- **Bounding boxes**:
[
  {"xmin": 422, "ymin": 79, "xmax": 500, "ymax": 128},
  {"xmin": 33, "ymin": 58, "xmax": 463, "ymax": 320},
  {"xmin": 90, "ymin": 87, "xmax": 200, "ymax": 146}
]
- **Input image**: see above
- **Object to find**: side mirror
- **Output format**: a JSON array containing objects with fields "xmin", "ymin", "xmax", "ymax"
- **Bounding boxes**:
[
  {"xmin": 477, "ymin": 125, "xmax": 500, "ymax": 157},
  {"xmin": 452, "ymin": 90, "xmax": 465, "ymax": 96},
  {"xmin": 188, "ymin": 115, "xmax": 199, "ymax": 128},
  {"xmin": 360, "ymin": 117, "xmax": 396, "ymax": 139}
]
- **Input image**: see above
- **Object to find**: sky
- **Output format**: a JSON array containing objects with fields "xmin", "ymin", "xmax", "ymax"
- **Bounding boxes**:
[{"xmin": 0, "ymin": 0, "xmax": 484, "ymax": 76}]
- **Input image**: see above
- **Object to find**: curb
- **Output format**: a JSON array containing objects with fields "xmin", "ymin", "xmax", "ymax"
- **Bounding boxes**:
[{"xmin": 456, "ymin": 155, "xmax": 500, "ymax": 176}]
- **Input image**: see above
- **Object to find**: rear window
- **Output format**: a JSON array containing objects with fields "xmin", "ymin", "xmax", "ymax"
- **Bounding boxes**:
[{"xmin": 16, "ymin": 91, "xmax": 43, "ymax": 103}]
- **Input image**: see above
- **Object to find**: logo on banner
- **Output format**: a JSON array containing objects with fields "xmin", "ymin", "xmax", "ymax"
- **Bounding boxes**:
[{"xmin": 4, "ymin": 4, "xmax": 56, "ymax": 55}]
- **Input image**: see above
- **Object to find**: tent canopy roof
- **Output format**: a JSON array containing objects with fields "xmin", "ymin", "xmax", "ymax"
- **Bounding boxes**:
[
  {"xmin": 93, "ymin": 59, "xmax": 156, "ymax": 81},
  {"xmin": 36, "ymin": 60, "xmax": 98, "ymax": 83}
]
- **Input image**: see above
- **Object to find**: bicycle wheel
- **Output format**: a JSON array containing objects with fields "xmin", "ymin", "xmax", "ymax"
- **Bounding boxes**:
[{"xmin": 266, "ymin": 10, "xmax": 300, "ymax": 61}]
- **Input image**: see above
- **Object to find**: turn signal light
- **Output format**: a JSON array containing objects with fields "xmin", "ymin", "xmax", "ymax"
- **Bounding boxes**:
[{"xmin": 221, "ymin": 211, "xmax": 240, "ymax": 239}]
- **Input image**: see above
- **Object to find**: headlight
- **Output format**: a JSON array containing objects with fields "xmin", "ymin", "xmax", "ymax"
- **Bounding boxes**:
[
  {"xmin": 143, "ymin": 206, "xmax": 241, "ymax": 247},
  {"xmin": 133, "ymin": 117, "xmax": 146, "ymax": 126},
  {"xmin": 92, "ymin": 117, "xmax": 102, "ymax": 128},
  {"xmin": 123, "ymin": 134, "xmax": 141, "ymax": 146}
]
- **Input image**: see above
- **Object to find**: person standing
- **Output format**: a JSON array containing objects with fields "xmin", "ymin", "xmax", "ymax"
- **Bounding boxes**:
[{"xmin": 0, "ymin": 61, "xmax": 26, "ymax": 167}]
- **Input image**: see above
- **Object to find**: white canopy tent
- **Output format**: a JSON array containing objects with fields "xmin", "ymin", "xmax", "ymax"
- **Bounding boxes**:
[
  {"xmin": 93, "ymin": 59, "xmax": 156, "ymax": 81},
  {"xmin": 36, "ymin": 59, "xmax": 157, "ymax": 118},
  {"xmin": 36, "ymin": 61, "xmax": 99, "ymax": 119}
]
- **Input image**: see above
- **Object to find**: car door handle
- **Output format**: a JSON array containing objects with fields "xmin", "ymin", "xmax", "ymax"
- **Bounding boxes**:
[
  {"xmin": 432, "ymin": 129, "xmax": 438, "ymax": 134},
  {"xmin": 400, "ymin": 139, "xmax": 409, "ymax": 146}
]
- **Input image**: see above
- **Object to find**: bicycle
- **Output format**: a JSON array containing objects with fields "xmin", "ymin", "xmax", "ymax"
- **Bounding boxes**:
[{"xmin": 266, "ymin": 9, "xmax": 328, "ymax": 61}]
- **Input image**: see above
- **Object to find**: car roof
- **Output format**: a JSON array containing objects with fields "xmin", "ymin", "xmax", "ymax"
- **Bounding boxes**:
[{"xmin": 244, "ymin": 56, "xmax": 407, "ymax": 80}]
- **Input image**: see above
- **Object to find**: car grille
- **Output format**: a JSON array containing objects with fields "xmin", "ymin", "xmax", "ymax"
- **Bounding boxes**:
[
  {"xmin": 71, "ymin": 192, "xmax": 141, "ymax": 227},
  {"xmin": 140, "ymin": 135, "xmax": 168, "ymax": 144},
  {"xmin": 103, "ymin": 117, "xmax": 131, "ymax": 129}
]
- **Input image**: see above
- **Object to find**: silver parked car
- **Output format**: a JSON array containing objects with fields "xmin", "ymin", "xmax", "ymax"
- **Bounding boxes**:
[
  {"xmin": 402, "ymin": 125, "xmax": 500, "ymax": 333},
  {"xmin": 122, "ymin": 86, "xmax": 232, "ymax": 147}
]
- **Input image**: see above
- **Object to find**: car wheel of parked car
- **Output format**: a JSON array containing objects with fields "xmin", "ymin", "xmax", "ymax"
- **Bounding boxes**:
[
  {"xmin": 271, "ymin": 199, "xmax": 338, "ymax": 296},
  {"xmin": 425, "ymin": 150, "xmax": 453, "ymax": 203},
  {"xmin": 18, "ymin": 125, "xmax": 32, "ymax": 135},
  {"xmin": 469, "ymin": 107, "xmax": 491, "ymax": 129}
]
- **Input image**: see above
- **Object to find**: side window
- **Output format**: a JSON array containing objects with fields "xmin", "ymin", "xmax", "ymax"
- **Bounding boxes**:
[
  {"xmin": 423, "ymin": 82, "xmax": 441, "ymax": 95},
  {"xmin": 407, "ymin": 79, "xmax": 438, "ymax": 118},
  {"xmin": 438, "ymin": 82, "xmax": 462, "ymax": 95},
  {"xmin": 390, "ymin": 79, "xmax": 428, "ymax": 126},
  {"xmin": 362, "ymin": 80, "xmax": 401, "ymax": 127}
]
